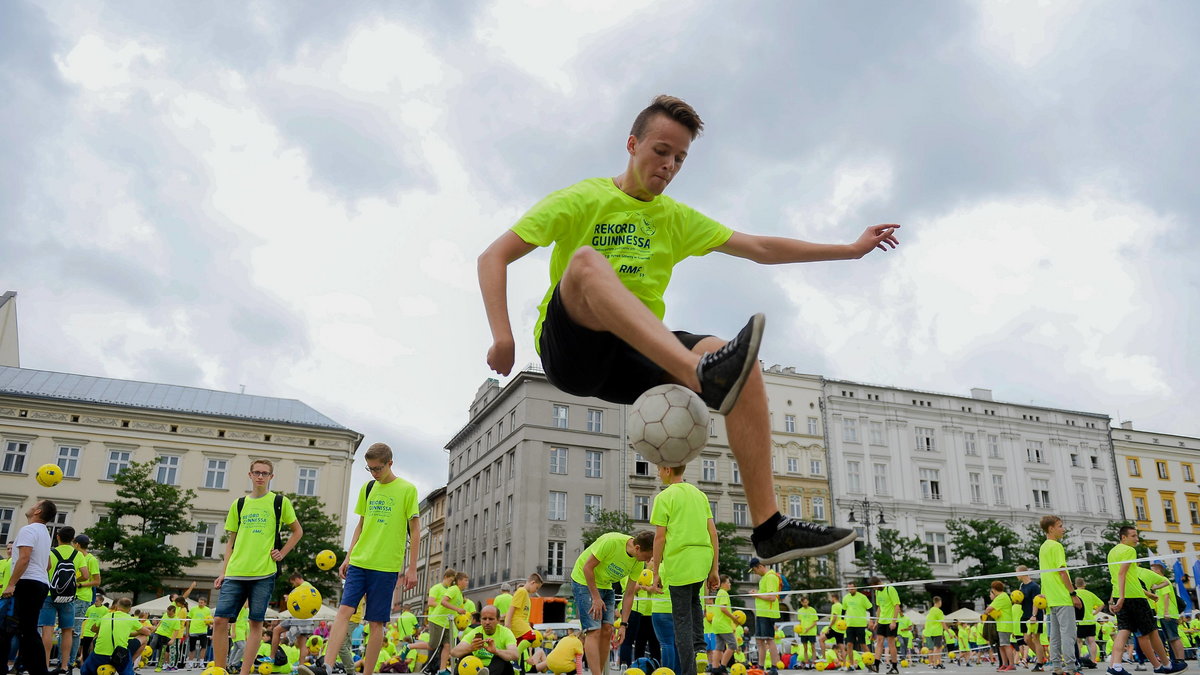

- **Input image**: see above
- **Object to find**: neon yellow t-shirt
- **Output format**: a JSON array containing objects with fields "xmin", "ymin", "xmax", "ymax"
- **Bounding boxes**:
[
  {"xmin": 430, "ymin": 584, "xmax": 463, "ymax": 629},
  {"xmin": 634, "ymin": 590, "xmax": 652, "ymax": 616},
  {"xmin": 829, "ymin": 601, "xmax": 844, "ymax": 634},
  {"xmin": 570, "ymin": 533, "xmax": 644, "ymax": 589},
  {"xmin": 1076, "ymin": 588, "xmax": 1103, "ymax": 625},
  {"xmin": 76, "ymin": 552, "xmax": 100, "ymax": 602},
  {"xmin": 83, "ymin": 603, "xmax": 109, "ymax": 636},
  {"xmin": 189, "ymin": 605, "xmax": 212, "ymax": 635},
  {"xmin": 875, "ymin": 586, "xmax": 900, "ymax": 625},
  {"xmin": 509, "ymin": 586, "xmax": 532, "ymax": 636},
  {"xmin": 461, "ymin": 625, "xmax": 516, "ymax": 665},
  {"xmin": 649, "ymin": 482, "xmax": 714, "ymax": 586},
  {"xmin": 924, "ymin": 607, "xmax": 944, "ymax": 637},
  {"xmin": 547, "ymin": 634, "xmax": 584, "ymax": 673},
  {"xmin": 842, "ymin": 592, "xmax": 871, "ymax": 628},
  {"xmin": 649, "ymin": 564, "xmax": 672, "ymax": 615},
  {"xmin": 224, "ymin": 492, "xmax": 297, "ymax": 578},
  {"xmin": 234, "ymin": 607, "xmax": 250, "ymax": 642},
  {"xmin": 48, "ymin": 544, "xmax": 86, "ymax": 587},
  {"xmin": 1107, "ymin": 544, "xmax": 1145, "ymax": 599},
  {"xmin": 351, "ymin": 477, "xmax": 420, "ymax": 572},
  {"xmin": 511, "ymin": 177, "xmax": 734, "ymax": 350},
  {"xmin": 898, "ymin": 616, "xmax": 913, "ymax": 638},
  {"xmin": 1038, "ymin": 539, "xmax": 1070, "ymax": 607},
  {"xmin": 1138, "ymin": 568, "xmax": 1176, "ymax": 617},
  {"xmin": 274, "ymin": 644, "xmax": 299, "ymax": 673},
  {"xmin": 94, "ymin": 610, "xmax": 140, "ymax": 656},
  {"xmin": 711, "ymin": 589, "xmax": 733, "ymax": 634},
  {"xmin": 155, "ymin": 616, "xmax": 180, "ymax": 638},
  {"xmin": 798, "ymin": 606, "xmax": 818, "ymax": 636},
  {"xmin": 492, "ymin": 593, "xmax": 513, "ymax": 619},
  {"xmin": 755, "ymin": 572, "xmax": 781, "ymax": 619},
  {"xmin": 988, "ymin": 592, "xmax": 1013, "ymax": 631},
  {"xmin": 398, "ymin": 611, "xmax": 418, "ymax": 638},
  {"xmin": 426, "ymin": 583, "xmax": 447, "ymax": 627}
]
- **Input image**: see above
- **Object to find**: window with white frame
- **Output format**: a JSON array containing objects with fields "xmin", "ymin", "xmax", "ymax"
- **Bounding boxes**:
[
  {"xmin": 919, "ymin": 468, "xmax": 941, "ymax": 501},
  {"xmin": 634, "ymin": 495, "xmax": 650, "ymax": 521},
  {"xmin": 709, "ymin": 500, "xmax": 718, "ymax": 517},
  {"xmin": 587, "ymin": 409, "xmax": 603, "ymax": 433},
  {"xmin": 549, "ymin": 447, "xmax": 568, "ymax": 474},
  {"xmin": 1075, "ymin": 482, "xmax": 1088, "ymax": 511},
  {"xmin": 634, "ymin": 453, "xmax": 650, "ymax": 476},
  {"xmin": 1186, "ymin": 465, "xmax": 1196, "ymax": 482},
  {"xmin": 992, "ymin": 474, "xmax": 1007, "ymax": 505},
  {"xmin": 846, "ymin": 460, "xmax": 862, "ymax": 492},
  {"xmin": 506, "ymin": 495, "xmax": 512, "ymax": 523},
  {"xmin": 811, "ymin": 497, "xmax": 826, "ymax": 520},
  {"xmin": 56, "ymin": 445, "xmax": 81, "ymax": 478},
  {"xmin": 843, "ymin": 418, "xmax": 859, "ymax": 442},
  {"xmin": 1032, "ymin": 478, "xmax": 1051, "ymax": 508},
  {"xmin": 0, "ymin": 507, "xmax": 15, "ymax": 545},
  {"xmin": 733, "ymin": 503, "xmax": 749, "ymax": 526},
  {"xmin": 915, "ymin": 427, "xmax": 936, "ymax": 452},
  {"xmin": 1070, "ymin": 453, "xmax": 1080, "ymax": 467},
  {"xmin": 785, "ymin": 415, "xmax": 796, "ymax": 433},
  {"xmin": 1190, "ymin": 501, "xmax": 1200, "ymax": 526},
  {"xmin": 546, "ymin": 541, "xmax": 565, "ymax": 577},
  {"xmin": 548, "ymin": 491, "xmax": 566, "ymax": 520},
  {"xmin": 1027, "ymin": 441, "xmax": 1045, "ymax": 463},
  {"xmin": 702, "ymin": 459, "xmax": 716, "ymax": 481},
  {"xmin": 585, "ymin": 450, "xmax": 602, "ymax": 478},
  {"xmin": 584, "ymin": 494, "xmax": 602, "ymax": 523},
  {"xmin": 1096, "ymin": 488, "xmax": 1107, "ymax": 514},
  {"xmin": 787, "ymin": 457, "xmax": 798, "ymax": 473},
  {"xmin": 807, "ymin": 417, "xmax": 819, "ymax": 435},
  {"xmin": 2, "ymin": 441, "xmax": 28, "ymax": 473},
  {"xmin": 869, "ymin": 421, "xmax": 885, "ymax": 445},
  {"xmin": 483, "ymin": 468, "xmax": 491, "ymax": 493},
  {"xmin": 810, "ymin": 458, "xmax": 823, "ymax": 475},
  {"xmin": 925, "ymin": 532, "xmax": 949, "ymax": 564},
  {"xmin": 988, "ymin": 434, "xmax": 1001, "ymax": 458},
  {"xmin": 964, "ymin": 433, "xmax": 978, "ymax": 456},
  {"xmin": 732, "ymin": 461, "xmax": 741, "ymax": 483},
  {"xmin": 47, "ymin": 509, "xmax": 71, "ymax": 542},
  {"xmin": 204, "ymin": 458, "xmax": 228, "ymax": 489},
  {"xmin": 297, "ymin": 467, "xmax": 319, "ymax": 496},
  {"xmin": 873, "ymin": 463, "xmax": 889, "ymax": 496},
  {"xmin": 195, "ymin": 522, "xmax": 219, "ymax": 558},
  {"xmin": 156, "ymin": 455, "xmax": 181, "ymax": 485},
  {"xmin": 552, "ymin": 405, "xmax": 569, "ymax": 429},
  {"xmin": 788, "ymin": 495, "xmax": 802, "ymax": 518},
  {"xmin": 968, "ymin": 472, "xmax": 983, "ymax": 503},
  {"xmin": 1133, "ymin": 496, "xmax": 1147, "ymax": 521},
  {"xmin": 508, "ymin": 451, "xmax": 515, "ymax": 478}
]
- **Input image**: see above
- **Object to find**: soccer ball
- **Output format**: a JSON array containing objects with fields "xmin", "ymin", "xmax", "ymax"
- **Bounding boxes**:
[
  {"xmin": 900, "ymin": 661, "xmax": 910, "ymax": 668},
  {"xmin": 626, "ymin": 669, "xmax": 646, "ymax": 675},
  {"xmin": 834, "ymin": 619, "xmax": 847, "ymax": 632},
  {"xmin": 315, "ymin": 550, "xmax": 337, "ymax": 570},
  {"xmin": 455, "ymin": 613, "xmax": 471, "ymax": 629},
  {"xmin": 652, "ymin": 668, "xmax": 675, "ymax": 675},
  {"xmin": 1033, "ymin": 595, "xmax": 1048, "ymax": 609},
  {"xmin": 36, "ymin": 464, "xmax": 63, "ymax": 488},
  {"xmin": 258, "ymin": 662, "xmax": 274, "ymax": 675},
  {"xmin": 97, "ymin": 666, "xmax": 116, "ymax": 675},
  {"xmin": 637, "ymin": 568, "xmax": 654, "ymax": 586},
  {"xmin": 308, "ymin": 635, "xmax": 324, "ymax": 650},
  {"xmin": 732, "ymin": 610, "xmax": 746, "ymax": 625},
  {"xmin": 815, "ymin": 664, "xmax": 827, "ymax": 672},
  {"xmin": 627, "ymin": 385, "xmax": 709, "ymax": 468},
  {"xmin": 730, "ymin": 664, "xmax": 747, "ymax": 675},
  {"xmin": 202, "ymin": 668, "xmax": 228, "ymax": 675},
  {"xmin": 287, "ymin": 585, "xmax": 322, "ymax": 619},
  {"xmin": 862, "ymin": 652, "xmax": 875, "ymax": 666},
  {"xmin": 458, "ymin": 655, "xmax": 484, "ymax": 675},
  {"xmin": 1010, "ymin": 589, "xmax": 1025, "ymax": 603}
]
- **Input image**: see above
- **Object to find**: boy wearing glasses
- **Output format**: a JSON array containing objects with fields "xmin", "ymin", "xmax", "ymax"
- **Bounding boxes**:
[
  {"xmin": 211, "ymin": 459, "xmax": 304, "ymax": 675},
  {"xmin": 312, "ymin": 443, "xmax": 420, "ymax": 675}
]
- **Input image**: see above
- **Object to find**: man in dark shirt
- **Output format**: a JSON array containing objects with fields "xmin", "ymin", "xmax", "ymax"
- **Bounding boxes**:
[{"xmin": 1017, "ymin": 565, "xmax": 1046, "ymax": 670}]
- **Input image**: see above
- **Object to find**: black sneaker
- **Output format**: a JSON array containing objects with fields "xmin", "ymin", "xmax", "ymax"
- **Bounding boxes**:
[
  {"xmin": 1170, "ymin": 663, "xmax": 1188, "ymax": 674},
  {"xmin": 1034, "ymin": 665, "xmax": 1045, "ymax": 672},
  {"xmin": 696, "ymin": 313, "xmax": 765, "ymax": 415},
  {"xmin": 752, "ymin": 516, "xmax": 857, "ymax": 562},
  {"xmin": 307, "ymin": 664, "xmax": 329, "ymax": 675}
]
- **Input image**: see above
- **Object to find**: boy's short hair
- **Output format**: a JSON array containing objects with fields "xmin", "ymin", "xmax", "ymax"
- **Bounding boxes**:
[
  {"xmin": 364, "ymin": 443, "xmax": 392, "ymax": 463},
  {"xmin": 1039, "ymin": 514, "xmax": 1061, "ymax": 533},
  {"xmin": 115, "ymin": 597, "xmax": 133, "ymax": 611},
  {"xmin": 443, "ymin": 568, "xmax": 456, "ymax": 580},
  {"xmin": 990, "ymin": 580, "xmax": 1006, "ymax": 592},
  {"xmin": 632, "ymin": 531, "xmax": 655, "ymax": 551},
  {"xmin": 250, "ymin": 458, "xmax": 274, "ymax": 473},
  {"xmin": 455, "ymin": 572, "xmax": 469, "ymax": 582},
  {"xmin": 630, "ymin": 95, "xmax": 704, "ymax": 140},
  {"xmin": 719, "ymin": 574, "xmax": 731, "ymax": 585},
  {"xmin": 666, "ymin": 465, "xmax": 686, "ymax": 477},
  {"xmin": 527, "ymin": 572, "xmax": 544, "ymax": 584}
]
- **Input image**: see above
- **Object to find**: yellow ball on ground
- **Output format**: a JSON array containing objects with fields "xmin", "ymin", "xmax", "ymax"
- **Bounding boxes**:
[
  {"xmin": 862, "ymin": 652, "xmax": 875, "ymax": 666},
  {"xmin": 638, "ymin": 567, "xmax": 654, "ymax": 586},
  {"xmin": 920, "ymin": 647, "xmax": 930, "ymax": 655},
  {"xmin": 947, "ymin": 652, "xmax": 957, "ymax": 660},
  {"xmin": 287, "ymin": 584, "xmax": 322, "ymax": 619},
  {"xmin": 258, "ymin": 663, "xmax": 273, "ymax": 675},
  {"xmin": 455, "ymin": 612, "xmax": 471, "ymax": 629},
  {"xmin": 900, "ymin": 660, "xmax": 910, "ymax": 668},
  {"xmin": 316, "ymin": 549, "xmax": 337, "ymax": 570},
  {"xmin": 652, "ymin": 668, "xmax": 675, "ymax": 675},
  {"xmin": 458, "ymin": 655, "xmax": 485, "ymax": 675},
  {"xmin": 208, "ymin": 662, "xmax": 216, "ymax": 668},
  {"xmin": 815, "ymin": 664, "xmax": 828, "ymax": 672},
  {"xmin": 97, "ymin": 666, "xmax": 116, "ymax": 675},
  {"xmin": 202, "ymin": 667, "xmax": 228, "ymax": 675},
  {"xmin": 36, "ymin": 463, "xmax": 63, "ymax": 487},
  {"xmin": 626, "ymin": 669, "xmax": 646, "ymax": 675},
  {"xmin": 732, "ymin": 610, "xmax": 746, "ymax": 625},
  {"xmin": 730, "ymin": 664, "xmax": 747, "ymax": 675}
]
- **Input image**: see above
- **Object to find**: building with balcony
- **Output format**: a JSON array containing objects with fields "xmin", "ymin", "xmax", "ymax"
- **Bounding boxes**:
[
  {"xmin": 1111, "ymin": 421, "xmax": 1200, "ymax": 559},
  {"xmin": 823, "ymin": 379, "xmax": 1118, "ymax": 584}
]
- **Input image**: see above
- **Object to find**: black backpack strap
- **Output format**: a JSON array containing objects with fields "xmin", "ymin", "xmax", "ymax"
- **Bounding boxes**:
[
  {"xmin": 273, "ymin": 493, "xmax": 284, "ymax": 550},
  {"xmin": 366, "ymin": 480, "xmax": 376, "ymax": 499},
  {"xmin": 236, "ymin": 496, "xmax": 246, "ymax": 521}
]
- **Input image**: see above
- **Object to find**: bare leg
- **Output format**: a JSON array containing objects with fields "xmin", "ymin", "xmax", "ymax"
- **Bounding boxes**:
[
  {"xmin": 213, "ymin": 617, "xmax": 232, "ymax": 669},
  {"xmin": 583, "ymin": 629, "xmax": 605, "ymax": 675},
  {"xmin": 323, "ymin": 606, "xmax": 356, "ymax": 668},
  {"xmin": 363, "ymin": 622, "xmax": 386, "ymax": 675},
  {"xmin": 241, "ymin": 622, "xmax": 265, "ymax": 675}
]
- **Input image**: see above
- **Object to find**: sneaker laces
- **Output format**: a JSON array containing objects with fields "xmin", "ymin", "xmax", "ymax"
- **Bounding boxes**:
[{"xmin": 780, "ymin": 516, "xmax": 831, "ymax": 534}]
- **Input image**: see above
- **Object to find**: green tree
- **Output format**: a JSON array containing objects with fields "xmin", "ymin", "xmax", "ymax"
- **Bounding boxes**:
[
  {"xmin": 1013, "ymin": 522, "xmax": 1085, "ymax": 576},
  {"xmin": 581, "ymin": 508, "xmax": 635, "ymax": 550},
  {"xmin": 946, "ymin": 518, "xmax": 1021, "ymax": 603},
  {"xmin": 715, "ymin": 521, "xmax": 750, "ymax": 582},
  {"xmin": 1082, "ymin": 520, "xmax": 1153, "ymax": 601},
  {"xmin": 852, "ymin": 528, "xmax": 933, "ymax": 606},
  {"xmin": 780, "ymin": 555, "xmax": 838, "ymax": 614},
  {"xmin": 273, "ymin": 493, "xmax": 349, "ymax": 601},
  {"xmin": 84, "ymin": 461, "xmax": 198, "ymax": 600}
]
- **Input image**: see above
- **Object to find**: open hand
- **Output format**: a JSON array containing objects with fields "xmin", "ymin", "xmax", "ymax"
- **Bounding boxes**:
[{"xmin": 854, "ymin": 224, "xmax": 900, "ymax": 256}]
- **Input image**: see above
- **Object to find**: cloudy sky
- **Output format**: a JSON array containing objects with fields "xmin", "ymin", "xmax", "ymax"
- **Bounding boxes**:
[{"xmin": 3, "ymin": 1, "xmax": 1198, "ymax": 514}]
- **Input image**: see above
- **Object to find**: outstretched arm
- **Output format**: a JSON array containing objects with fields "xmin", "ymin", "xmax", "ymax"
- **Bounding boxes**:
[
  {"xmin": 478, "ymin": 230, "xmax": 538, "ymax": 376},
  {"xmin": 715, "ymin": 225, "xmax": 899, "ymax": 264}
]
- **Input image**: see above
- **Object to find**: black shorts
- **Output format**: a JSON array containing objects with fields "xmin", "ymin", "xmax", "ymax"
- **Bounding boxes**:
[
  {"xmin": 846, "ymin": 626, "xmax": 867, "ymax": 646},
  {"xmin": 876, "ymin": 623, "xmax": 897, "ymax": 638},
  {"xmin": 539, "ymin": 284, "xmax": 710, "ymax": 404},
  {"xmin": 1077, "ymin": 624, "xmax": 1096, "ymax": 639},
  {"xmin": 189, "ymin": 634, "xmax": 210, "ymax": 650},
  {"xmin": 1116, "ymin": 597, "xmax": 1157, "ymax": 637},
  {"xmin": 831, "ymin": 631, "xmax": 845, "ymax": 645},
  {"xmin": 800, "ymin": 635, "xmax": 817, "ymax": 644}
]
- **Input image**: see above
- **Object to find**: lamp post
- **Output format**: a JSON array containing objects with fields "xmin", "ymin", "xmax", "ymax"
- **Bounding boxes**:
[{"xmin": 847, "ymin": 498, "xmax": 887, "ymax": 578}]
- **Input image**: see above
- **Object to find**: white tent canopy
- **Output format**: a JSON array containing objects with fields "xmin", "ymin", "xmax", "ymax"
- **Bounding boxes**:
[
  {"xmin": 131, "ymin": 595, "xmax": 174, "ymax": 615},
  {"xmin": 944, "ymin": 607, "xmax": 982, "ymax": 622}
]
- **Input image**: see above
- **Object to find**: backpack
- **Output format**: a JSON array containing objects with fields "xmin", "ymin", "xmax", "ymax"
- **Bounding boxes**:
[
  {"xmin": 49, "ymin": 548, "xmax": 79, "ymax": 603},
  {"xmin": 236, "ymin": 493, "xmax": 286, "ymax": 550},
  {"xmin": 772, "ymin": 570, "xmax": 791, "ymax": 593},
  {"xmin": 632, "ymin": 657, "xmax": 660, "ymax": 674}
]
